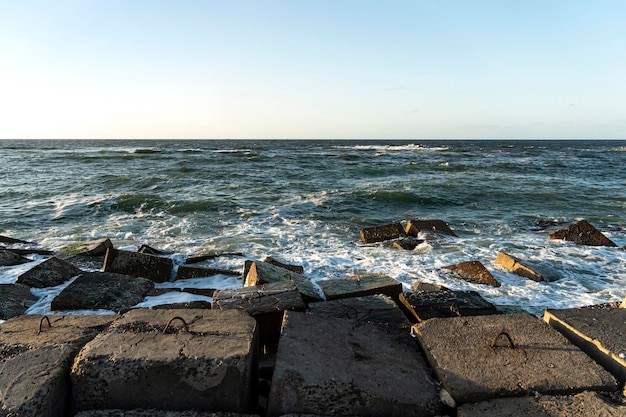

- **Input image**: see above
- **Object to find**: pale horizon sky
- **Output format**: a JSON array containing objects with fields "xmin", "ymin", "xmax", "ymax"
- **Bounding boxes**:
[{"xmin": 1, "ymin": 1, "xmax": 625, "ymax": 140}]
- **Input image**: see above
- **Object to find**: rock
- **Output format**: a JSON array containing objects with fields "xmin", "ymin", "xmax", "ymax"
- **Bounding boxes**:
[
  {"xmin": 317, "ymin": 273, "xmax": 403, "ymax": 301},
  {"xmin": 185, "ymin": 251, "xmax": 244, "ymax": 264},
  {"xmin": 548, "ymin": 219, "xmax": 617, "ymax": 247},
  {"xmin": 0, "ymin": 283, "xmax": 37, "ymax": 319},
  {"xmin": 0, "ymin": 250, "xmax": 30, "ymax": 266},
  {"xmin": 176, "ymin": 265, "xmax": 240, "ymax": 280},
  {"xmin": 51, "ymin": 271, "xmax": 154, "ymax": 312},
  {"xmin": 103, "ymin": 248, "xmax": 173, "ymax": 283},
  {"xmin": 266, "ymin": 311, "xmax": 441, "ymax": 417},
  {"xmin": 413, "ymin": 281, "xmax": 449, "ymax": 292},
  {"xmin": 78, "ymin": 238, "xmax": 114, "ymax": 256},
  {"xmin": 413, "ymin": 313, "xmax": 618, "ymax": 404},
  {"xmin": 544, "ymin": 305, "xmax": 626, "ymax": 383},
  {"xmin": 392, "ymin": 238, "xmax": 421, "ymax": 250},
  {"xmin": 359, "ymin": 223, "xmax": 406, "ymax": 243},
  {"xmin": 214, "ymin": 281, "xmax": 305, "ymax": 343},
  {"xmin": 75, "ymin": 411, "xmax": 260, "ymax": 417},
  {"xmin": 0, "ymin": 234, "xmax": 30, "ymax": 244},
  {"xmin": 244, "ymin": 261, "xmax": 322, "ymax": 302},
  {"xmin": 442, "ymin": 260, "xmax": 500, "ymax": 287},
  {"xmin": 399, "ymin": 288, "xmax": 499, "ymax": 322},
  {"xmin": 16, "ymin": 256, "xmax": 83, "ymax": 288},
  {"xmin": 71, "ymin": 309, "xmax": 259, "ymax": 413},
  {"xmin": 4, "ymin": 248, "xmax": 54, "ymax": 256},
  {"xmin": 137, "ymin": 243, "xmax": 169, "ymax": 255},
  {"xmin": 0, "ymin": 314, "xmax": 115, "ymax": 417},
  {"xmin": 263, "ymin": 256, "xmax": 305, "ymax": 274},
  {"xmin": 406, "ymin": 219, "xmax": 458, "ymax": 237},
  {"xmin": 152, "ymin": 301, "xmax": 212, "ymax": 310},
  {"xmin": 495, "ymin": 252, "xmax": 553, "ymax": 282}
]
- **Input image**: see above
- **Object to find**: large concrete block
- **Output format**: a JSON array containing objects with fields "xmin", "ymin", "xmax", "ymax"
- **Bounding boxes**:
[
  {"xmin": 442, "ymin": 260, "xmax": 500, "ymax": 287},
  {"xmin": 103, "ymin": 248, "xmax": 173, "ymax": 283},
  {"xmin": 548, "ymin": 219, "xmax": 617, "ymax": 247},
  {"xmin": 176, "ymin": 265, "xmax": 240, "ymax": 280},
  {"xmin": 458, "ymin": 391, "xmax": 626, "ymax": 417},
  {"xmin": 359, "ymin": 223, "xmax": 406, "ymax": 243},
  {"xmin": 75, "ymin": 411, "xmax": 260, "ymax": 417},
  {"xmin": 0, "ymin": 283, "xmax": 37, "ymax": 319},
  {"xmin": 495, "ymin": 252, "xmax": 553, "ymax": 282},
  {"xmin": 244, "ymin": 261, "xmax": 322, "ymax": 302},
  {"xmin": 405, "ymin": 219, "xmax": 457, "ymax": 237},
  {"xmin": 413, "ymin": 313, "xmax": 618, "ymax": 404},
  {"xmin": 0, "ymin": 315, "xmax": 115, "ymax": 417},
  {"xmin": 71, "ymin": 309, "xmax": 258, "ymax": 414},
  {"xmin": 266, "ymin": 311, "xmax": 440, "ymax": 417},
  {"xmin": 0, "ymin": 250, "xmax": 29, "ymax": 266},
  {"xmin": 317, "ymin": 273, "xmax": 403, "ymax": 301},
  {"xmin": 16, "ymin": 256, "xmax": 82, "ymax": 288},
  {"xmin": 399, "ymin": 288, "xmax": 498, "ymax": 322},
  {"xmin": 544, "ymin": 305, "xmax": 626, "ymax": 383}
]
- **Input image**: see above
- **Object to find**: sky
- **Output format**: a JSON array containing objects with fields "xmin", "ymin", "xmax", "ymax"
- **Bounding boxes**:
[{"xmin": 1, "ymin": 1, "xmax": 625, "ymax": 140}]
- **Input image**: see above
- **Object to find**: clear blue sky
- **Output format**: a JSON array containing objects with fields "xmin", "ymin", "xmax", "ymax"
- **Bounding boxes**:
[{"xmin": 1, "ymin": 1, "xmax": 625, "ymax": 139}]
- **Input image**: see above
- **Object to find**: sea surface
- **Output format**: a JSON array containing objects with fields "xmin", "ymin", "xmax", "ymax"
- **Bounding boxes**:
[{"xmin": 1, "ymin": 139, "xmax": 625, "ymax": 317}]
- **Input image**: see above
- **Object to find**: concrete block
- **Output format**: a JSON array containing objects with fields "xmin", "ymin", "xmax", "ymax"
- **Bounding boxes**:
[
  {"xmin": 442, "ymin": 260, "xmax": 500, "ymax": 287},
  {"xmin": 399, "ymin": 288, "xmax": 498, "ymax": 322},
  {"xmin": 0, "ymin": 283, "xmax": 37, "ymax": 319},
  {"xmin": 16, "ymin": 256, "xmax": 82, "ymax": 288},
  {"xmin": 406, "ymin": 219, "xmax": 457, "ymax": 237},
  {"xmin": 176, "ymin": 265, "xmax": 240, "ymax": 280},
  {"xmin": 495, "ymin": 252, "xmax": 549, "ymax": 282},
  {"xmin": 71, "ymin": 309, "xmax": 258, "ymax": 414},
  {"xmin": 544, "ymin": 305, "xmax": 626, "ymax": 382},
  {"xmin": 458, "ymin": 391, "xmax": 626, "ymax": 417},
  {"xmin": 0, "ymin": 234, "xmax": 30, "ymax": 244},
  {"xmin": 75, "ymin": 411, "xmax": 260, "ymax": 417},
  {"xmin": 548, "ymin": 219, "xmax": 617, "ymax": 247},
  {"xmin": 244, "ymin": 261, "xmax": 322, "ymax": 302},
  {"xmin": 266, "ymin": 311, "xmax": 440, "ymax": 417},
  {"xmin": 0, "ymin": 315, "xmax": 114, "ymax": 417},
  {"xmin": 359, "ymin": 223, "xmax": 406, "ymax": 243},
  {"xmin": 317, "ymin": 273, "xmax": 403, "ymax": 301},
  {"xmin": 103, "ymin": 248, "xmax": 173, "ymax": 283},
  {"xmin": 79, "ymin": 238, "xmax": 114, "ymax": 256},
  {"xmin": 0, "ymin": 250, "xmax": 29, "ymax": 266},
  {"xmin": 413, "ymin": 313, "xmax": 618, "ymax": 404}
]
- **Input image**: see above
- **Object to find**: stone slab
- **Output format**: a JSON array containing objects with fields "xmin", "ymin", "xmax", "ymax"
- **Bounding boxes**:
[
  {"xmin": 0, "ymin": 315, "xmax": 115, "ymax": 417},
  {"xmin": 317, "ymin": 273, "xmax": 403, "ymax": 301},
  {"xmin": 263, "ymin": 256, "xmax": 304, "ymax": 274},
  {"xmin": 16, "ymin": 256, "xmax": 83, "ymax": 288},
  {"xmin": 71, "ymin": 309, "xmax": 258, "ymax": 414},
  {"xmin": 307, "ymin": 294, "xmax": 411, "ymax": 331},
  {"xmin": 359, "ymin": 223, "xmax": 406, "ymax": 243},
  {"xmin": 244, "ymin": 261, "xmax": 322, "ymax": 302},
  {"xmin": 442, "ymin": 260, "xmax": 500, "ymax": 287},
  {"xmin": 413, "ymin": 313, "xmax": 618, "ymax": 404},
  {"xmin": 0, "ymin": 283, "xmax": 37, "ymax": 320},
  {"xmin": 0, "ymin": 235, "xmax": 30, "ymax": 244},
  {"xmin": 457, "ymin": 391, "xmax": 626, "ymax": 417},
  {"xmin": 51, "ymin": 271, "xmax": 154, "ymax": 312},
  {"xmin": 399, "ymin": 288, "xmax": 498, "ymax": 322},
  {"xmin": 406, "ymin": 219, "xmax": 458, "ymax": 237},
  {"xmin": 0, "ymin": 250, "xmax": 29, "ymax": 266},
  {"xmin": 176, "ymin": 265, "xmax": 240, "ymax": 280},
  {"xmin": 266, "ymin": 311, "xmax": 440, "ymax": 417},
  {"xmin": 544, "ymin": 306, "xmax": 626, "ymax": 382},
  {"xmin": 75, "ymin": 411, "xmax": 260, "ymax": 417},
  {"xmin": 495, "ymin": 252, "xmax": 549, "ymax": 282},
  {"xmin": 548, "ymin": 219, "xmax": 617, "ymax": 247},
  {"xmin": 103, "ymin": 248, "xmax": 173, "ymax": 283}
]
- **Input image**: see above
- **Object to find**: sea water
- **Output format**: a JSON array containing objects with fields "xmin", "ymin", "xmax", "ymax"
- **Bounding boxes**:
[{"xmin": 1, "ymin": 139, "xmax": 624, "ymax": 317}]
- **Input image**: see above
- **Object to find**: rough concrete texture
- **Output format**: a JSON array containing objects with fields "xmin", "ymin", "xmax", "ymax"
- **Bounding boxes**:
[
  {"xmin": 405, "ymin": 219, "xmax": 458, "ymax": 237},
  {"xmin": 544, "ymin": 306, "xmax": 626, "ymax": 383},
  {"xmin": 266, "ymin": 311, "xmax": 440, "ymax": 417},
  {"xmin": 71, "ymin": 309, "xmax": 258, "ymax": 414},
  {"xmin": 78, "ymin": 238, "xmax": 114, "ymax": 256},
  {"xmin": 51, "ymin": 271, "xmax": 154, "ymax": 312},
  {"xmin": 442, "ymin": 260, "xmax": 500, "ymax": 287},
  {"xmin": 75, "ymin": 411, "xmax": 260, "ymax": 417},
  {"xmin": 16, "ymin": 256, "xmax": 82, "ymax": 288},
  {"xmin": 103, "ymin": 248, "xmax": 173, "ymax": 283},
  {"xmin": 176, "ymin": 265, "xmax": 240, "ymax": 280},
  {"xmin": 359, "ymin": 223, "xmax": 406, "ymax": 243},
  {"xmin": 307, "ymin": 294, "xmax": 410, "ymax": 331},
  {"xmin": 413, "ymin": 313, "xmax": 618, "ymax": 404},
  {"xmin": 399, "ymin": 289, "xmax": 498, "ymax": 322},
  {"xmin": 244, "ymin": 261, "xmax": 322, "ymax": 302},
  {"xmin": 495, "ymin": 252, "xmax": 546, "ymax": 282},
  {"xmin": 0, "ymin": 283, "xmax": 37, "ymax": 320},
  {"xmin": 317, "ymin": 273, "xmax": 403, "ymax": 301},
  {"xmin": 0, "ymin": 315, "xmax": 115, "ymax": 417},
  {"xmin": 458, "ymin": 391, "xmax": 626, "ymax": 417},
  {"xmin": 548, "ymin": 219, "xmax": 617, "ymax": 247},
  {"xmin": 0, "ymin": 250, "xmax": 29, "ymax": 266}
]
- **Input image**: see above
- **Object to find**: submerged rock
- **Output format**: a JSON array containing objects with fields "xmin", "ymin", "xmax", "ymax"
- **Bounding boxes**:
[{"xmin": 548, "ymin": 220, "xmax": 617, "ymax": 247}]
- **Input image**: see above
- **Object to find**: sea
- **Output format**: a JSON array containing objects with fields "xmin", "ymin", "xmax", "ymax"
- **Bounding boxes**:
[{"xmin": 1, "ymin": 139, "xmax": 625, "ymax": 317}]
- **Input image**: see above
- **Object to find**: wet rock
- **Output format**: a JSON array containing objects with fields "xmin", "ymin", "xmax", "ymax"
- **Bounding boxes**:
[
  {"xmin": 51, "ymin": 271, "xmax": 154, "ymax": 312},
  {"xmin": 317, "ymin": 273, "xmax": 403, "ymax": 301},
  {"xmin": 185, "ymin": 251, "xmax": 244, "ymax": 264},
  {"xmin": 442, "ymin": 260, "xmax": 500, "ymax": 287},
  {"xmin": 495, "ymin": 251, "xmax": 556, "ymax": 282},
  {"xmin": 137, "ymin": 243, "xmax": 170, "ymax": 255},
  {"xmin": 413, "ymin": 281, "xmax": 449, "ymax": 292},
  {"xmin": 399, "ymin": 288, "xmax": 499, "ymax": 322},
  {"xmin": 152, "ymin": 301, "xmax": 212, "ymax": 310},
  {"xmin": 0, "ymin": 234, "xmax": 30, "ymax": 244},
  {"xmin": 0, "ymin": 283, "xmax": 37, "ymax": 319},
  {"xmin": 79, "ymin": 238, "xmax": 114, "ymax": 256},
  {"xmin": 359, "ymin": 222, "xmax": 406, "ymax": 243},
  {"xmin": 392, "ymin": 238, "xmax": 421, "ymax": 250},
  {"xmin": 548, "ymin": 219, "xmax": 617, "ymax": 247},
  {"xmin": 413, "ymin": 313, "xmax": 618, "ymax": 404},
  {"xmin": 176, "ymin": 265, "xmax": 240, "ymax": 280},
  {"xmin": 263, "ymin": 256, "xmax": 304, "ymax": 274},
  {"xmin": 4, "ymin": 248, "xmax": 54, "ymax": 256},
  {"xmin": 71, "ymin": 309, "xmax": 258, "ymax": 413},
  {"xmin": 103, "ymin": 248, "xmax": 173, "ymax": 283},
  {"xmin": 244, "ymin": 261, "xmax": 322, "ymax": 302},
  {"xmin": 0, "ymin": 250, "xmax": 30, "ymax": 266},
  {"xmin": 16, "ymin": 256, "xmax": 82, "ymax": 288},
  {"xmin": 75, "ymin": 411, "xmax": 260, "ymax": 417},
  {"xmin": 266, "ymin": 311, "xmax": 440, "ymax": 417},
  {"xmin": 406, "ymin": 219, "xmax": 458, "ymax": 237}
]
